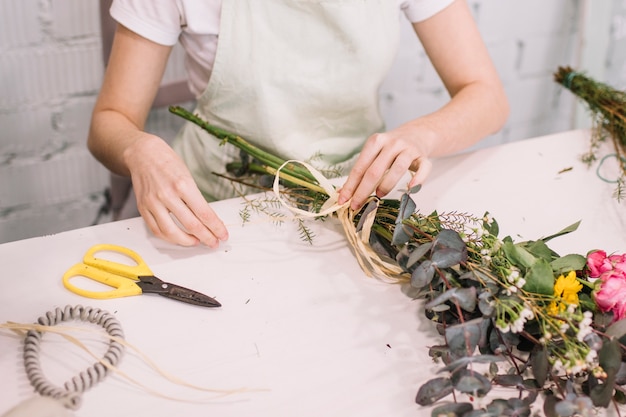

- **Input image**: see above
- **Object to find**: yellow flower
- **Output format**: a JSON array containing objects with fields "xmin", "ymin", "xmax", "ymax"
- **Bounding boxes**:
[{"xmin": 548, "ymin": 271, "xmax": 583, "ymax": 315}]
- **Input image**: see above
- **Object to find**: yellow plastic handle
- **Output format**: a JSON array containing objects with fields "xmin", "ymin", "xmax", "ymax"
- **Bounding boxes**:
[
  {"xmin": 62, "ymin": 263, "xmax": 143, "ymax": 299},
  {"xmin": 82, "ymin": 244, "xmax": 154, "ymax": 279}
]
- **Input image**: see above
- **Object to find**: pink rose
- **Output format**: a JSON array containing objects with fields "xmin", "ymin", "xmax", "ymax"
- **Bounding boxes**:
[
  {"xmin": 609, "ymin": 253, "xmax": 626, "ymax": 275},
  {"xmin": 595, "ymin": 273, "xmax": 626, "ymax": 321},
  {"xmin": 587, "ymin": 250, "xmax": 614, "ymax": 278}
]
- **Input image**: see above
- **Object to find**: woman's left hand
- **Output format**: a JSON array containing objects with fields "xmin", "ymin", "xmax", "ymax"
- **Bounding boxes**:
[{"xmin": 338, "ymin": 122, "xmax": 434, "ymax": 210}]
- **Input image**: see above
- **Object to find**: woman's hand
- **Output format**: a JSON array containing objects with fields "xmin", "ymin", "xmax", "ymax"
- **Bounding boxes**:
[
  {"xmin": 339, "ymin": 0, "xmax": 509, "ymax": 210},
  {"xmin": 338, "ymin": 123, "xmax": 435, "ymax": 210},
  {"xmin": 124, "ymin": 135, "xmax": 229, "ymax": 247}
]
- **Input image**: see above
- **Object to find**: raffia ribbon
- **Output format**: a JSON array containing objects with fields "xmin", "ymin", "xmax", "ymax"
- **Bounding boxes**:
[{"xmin": 273, "ymin": 160, "xmax": 410, "ymax": 283}]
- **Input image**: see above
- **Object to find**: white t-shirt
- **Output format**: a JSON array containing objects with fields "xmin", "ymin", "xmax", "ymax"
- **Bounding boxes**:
[{"xmin": 110, "ymin": 0, "xmax": 454, "ymax": 97}]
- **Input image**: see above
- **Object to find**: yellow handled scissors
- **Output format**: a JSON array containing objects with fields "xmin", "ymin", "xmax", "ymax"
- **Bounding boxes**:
[{"xmin": 62, "ymin": 244, "xmax": 221, "ymax": 307}]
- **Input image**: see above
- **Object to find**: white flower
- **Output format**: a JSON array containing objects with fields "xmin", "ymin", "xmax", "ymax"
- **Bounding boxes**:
[
  {"xmin": 515, "ymin": 278, "xmax": 526, "ymax": 289},
  {"xmin": 495, "ymin": 321, "xmax": 510, "ymax": 333},
  {"xmin": 483, "ymin": 214, "xmax": 493, "ymax": 225},
  {"xmin": 507, "ymin": 270, "xmax": 520, "ymax": 283},
  {"xmin": 520, "ymin": 306, "xmax": 534, "ymax": 320},
  {"xmin": 585, "ymin": 349, "xmax": 598, "ymax": 364},
  {"xmin": 481, "ymin": 248, "xmax": 490, "ymax": 256}
]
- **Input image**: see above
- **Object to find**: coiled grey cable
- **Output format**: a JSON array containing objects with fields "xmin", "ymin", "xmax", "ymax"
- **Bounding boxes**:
[{"xmin": 22, "ymin": 305, "xmax": 125, "ymax": 410}]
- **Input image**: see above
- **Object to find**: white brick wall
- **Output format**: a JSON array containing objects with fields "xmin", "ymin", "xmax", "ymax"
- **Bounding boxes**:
[{"xmin": 0, "ymin": 0, "xmax": 619, "ymax": 243}]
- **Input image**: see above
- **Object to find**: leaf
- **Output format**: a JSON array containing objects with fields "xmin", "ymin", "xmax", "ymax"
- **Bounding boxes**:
[
  {"xmin": 543, "ymin": 394, "xmax": 559, "ymax": 417},
  {"xmin": 599, "ymin": 338, "xmax": 622, "ymax": 374},
  {"xmin": 503, "ymin": 241, "xmax": 536, "ymax": 269},
  {"xmin": 605, "ymin": 318, "xmax": 626, "ymax": 339},
  {"xmin": 591, "ymin": 339, "xmax": 621, "ymax": 407},
  {"xmin": 522, "ymin": 259, "xmax": 554, "ymax": 295},
  {"xmin": 397, "ymin": 193, "xmax": 416, "ymax": 222},
  {"xmin": 425, "ymin": 287, "xmax": 477, "ymax": 313},
  {"xmin": 554, "ymin": 400, "xmax": 578, "ymax": 417},
  {"xmin": 355, "ymin": 199, "xmax": 379, "ymax": 233},
  {"xmin": 492, "ymin": 374, "xmax": 523, "ymax": 387},
  {"xmin": 438, "ymin": 354, "xmax": 504, "ymax": 374},
  {"xmin": 430, "ymin": 402, "xmax": 473, "ymax": 417},
  {"xmin": 451, "ymin": 369, "xmax": 491, "ymax": 396},
  {"xmin": 415, "ymin": 377, "xmax": 454, "ymax": 405},
  {"xmin": 431, "ymin": 247, "xmax": 467, "ymax": 269},
  {"xmin": 454, "ymin": 287, "xmax": 477, "ymax": 312},
  {"xmin": 405, "ymin": 242, "xmax": 433, "ymax": 269},
  {"xmin": 391, "ymin": 224, "xmax": 413, "ymax": 246},
  {"xmin": 482, "ymin": 212, "xmax": 499, "ymax": 236},
  {"xmin": 530, "ymin": 346, "xmax": 549, "ymax": 387},
  {"xmin": 445, "ymin": 318, "xmax": 482, "ymax": 358},
  {"xmin": 408, "ymin": 184, "xmax": 422, "ymax": 194},
  {"xmin": 551, "ymin": 254, "xmax": 587, "ymax": 274},
  {"xmin": 524, "ymin": 240, "xmax": 556, "ymax": 262},
  {"xmin": 478, "ymin": 292, "xmax": 495, "ymax": 317},
  {"xmin": 540, "ymin": 220, "xmax": 581, "ymax": 242},
  {"xmin": 433, "ymin": 229, "xmax": 467, "ymax": 253},
  {"xmin": 411, "ymin": 260, "xmax": 435, "ymax": 288}
]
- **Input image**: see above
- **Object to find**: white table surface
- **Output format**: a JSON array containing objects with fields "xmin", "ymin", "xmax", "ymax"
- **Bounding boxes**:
[{"xmin": 1, "ymin": 129, "xmax": 625, "ymax": 417}]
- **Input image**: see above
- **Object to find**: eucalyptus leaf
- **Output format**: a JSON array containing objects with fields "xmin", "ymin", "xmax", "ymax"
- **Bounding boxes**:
[
  {"xmin": 492, "ymin": 374, "xmax": 523, "ymax": 387},
  {"xmin": 433, "ymin": 229, "xmax": 467, "ymax": 253},
  {"xmin": 355, "ymin": 199, "xmax": 379, "ymax": 233},
  {"xmin": 408, "ymin": 184, "xmax": 422, "ymax": 194},
  {"xmin": 605, "ymin": 318, "xmax": 626, "ymax": 339},
  {"xmin": 406, "ymin": 242, "xmax": 433, "ymax": 269},
  {"xmin": 397, "ymin": 193, "xmax": 416, "ymax": 222},
  {"xmin": 438, "ymin": 354, "xmax": 504, "ymax": 374},
  {"xmin": 411, "ymin": 261, "xmax": 435, "ymax": 288},
  {"xmin": 615, "ymin": 362, "xmax": 626, "ymax": 385},
  {"xmin": 543, "ymin": 394, "xmax": 559, "ymax": 417},
  {"xmin": 530, "ymin": 346, "xmax": 549, "ymax": 387},
  {"xmin": 522, "ymin": 259, "xmax": 554, "ymax": 295},
  {"xmin": 425, "ymin": 287, "xmax": 477, "ymax": 313},
  {"xmin": 392, "ymin": 224, "xmax": 413, "ymax": 246},
  {"xmin": 554, "ymin": 400, "xmax": 578, "ymax": 417},
  {"xmin": 415, "ymin": 377, "xmax": 454, "ymax": 406},
  {"xmin": 478, "ymin": 292, "xmax": 495, "ymax": 316},
  {"xmin": 432, "ymin": 247, "xmax": 467, "ymax": 269},
  {"xmin": 451, "ymin": 369, "xmax": 491, "ymax": 396},
  {"xmin": 551, "ymin": 254, "xmax": 587, "ymax": 274},
  {"xmin": 599, "ymin": 338, "xmax": 622, "ymax": 374},
  {"xmin": 430, "ymin": 402, "xmax": 473, "ymax": 417},
  {"xmin": 445, "ymin": 318, "xmax": 482, "ymax": 359},
  {"xmin": 591, "ymin": 339, "xmax": 620, "ymax": 407},
  {"xmin": 590, "ymin": 372, "xmax": 616, "ymax": 408}
]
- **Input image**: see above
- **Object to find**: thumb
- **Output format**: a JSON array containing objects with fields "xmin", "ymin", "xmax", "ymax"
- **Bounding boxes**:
[{"xmin": 408, "ymin": 158, "xmax": 432, "ymax": 189}]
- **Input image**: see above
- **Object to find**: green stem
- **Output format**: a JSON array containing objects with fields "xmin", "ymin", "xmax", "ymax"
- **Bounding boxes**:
[
  {"xmin": 169, "ymin": 106, "xmax": 319, "ymax": 184},
  {"xmin": 226, "ymin": 162, "xmax": 327, "ymax": 194}
]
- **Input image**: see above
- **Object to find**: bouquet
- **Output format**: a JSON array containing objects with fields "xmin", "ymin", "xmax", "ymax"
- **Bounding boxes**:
[
  {"xmin": 170, "ymin": 105, "xmax": 626, "ymax": 417},
  {"xmin": 555, "ymin": 66, "xmax": 626, "ymax": 201}
]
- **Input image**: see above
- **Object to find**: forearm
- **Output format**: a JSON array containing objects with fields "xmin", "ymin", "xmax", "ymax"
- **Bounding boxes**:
[
  {"xmin": 88, "ymin": 108, "xmax": 160, "ymax": 177},
  {"xmin": 403, "ymin": 79, "xmax": 509, "ymax": 159}
]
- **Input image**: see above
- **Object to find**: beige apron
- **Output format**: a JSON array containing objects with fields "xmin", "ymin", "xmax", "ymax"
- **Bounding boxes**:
[{"xmin": 173, "ymin": 0, "xmax": 401, "ymax": 201}]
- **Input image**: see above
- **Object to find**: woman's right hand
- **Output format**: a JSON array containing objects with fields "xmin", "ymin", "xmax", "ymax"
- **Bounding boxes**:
[{"xmin": 124, "ymin": 135, "xmax": 229, "ymax": 247}]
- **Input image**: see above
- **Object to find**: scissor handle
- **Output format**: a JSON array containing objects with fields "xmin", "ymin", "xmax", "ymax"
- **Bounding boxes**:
[
  {"xmin": 62, "ymin": 263, "xmax": 143, "ymax": 299},
  {"xmin": 83, "ymin": 244, "xmax": 154, "ymax": 279}
]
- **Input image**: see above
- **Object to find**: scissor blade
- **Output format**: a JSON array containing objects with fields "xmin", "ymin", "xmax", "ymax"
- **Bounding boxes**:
[
  {"xmin": 163, "ymin": 284, "xmax": 222, "ymax": 308},
  {"xmin": 137, "ymin": 276, "xmax": 221, "ymax": 308}
]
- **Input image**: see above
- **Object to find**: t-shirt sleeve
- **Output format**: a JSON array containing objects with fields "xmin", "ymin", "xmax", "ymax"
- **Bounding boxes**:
[
  {"xmin": 401, "ymin": 0, "xmax": 456, "ymax": 23},
  {"xmin": 110, "ymin": 0, "xmax": 183, "ymax": 46}
]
